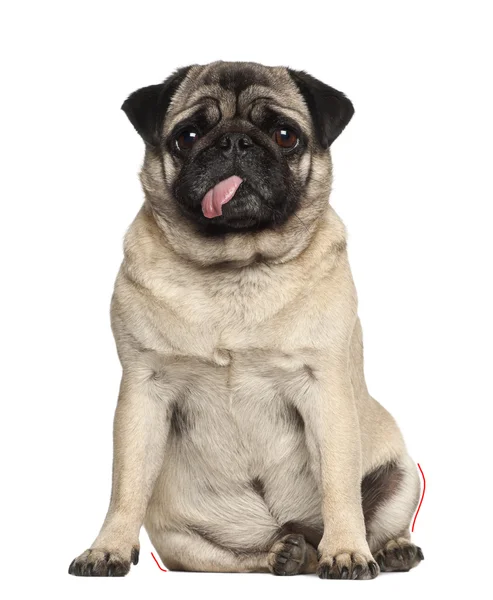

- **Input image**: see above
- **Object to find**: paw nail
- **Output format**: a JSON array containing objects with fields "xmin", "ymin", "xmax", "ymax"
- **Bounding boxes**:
[
  {"xmin": 317, "ymin": 566, "xmax": 329, "ymax": 579},
  {"xmin": 352, "ymin": 564, "xmax": 362, "ymax": 579}
]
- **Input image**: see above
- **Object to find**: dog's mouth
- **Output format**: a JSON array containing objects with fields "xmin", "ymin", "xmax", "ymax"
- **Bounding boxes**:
[
  {"xmin": 201, "ymin": 175, "xmax": 244, "ymax": 219},
  {"xmin": 173, "ymin": 165, "xmax": 291, "ymax": 234}
]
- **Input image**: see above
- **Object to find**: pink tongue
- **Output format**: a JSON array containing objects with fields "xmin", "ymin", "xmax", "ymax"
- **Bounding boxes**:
[{"xmin": 201, "ymin": 175, "xmax": 243, "ymax": 218}]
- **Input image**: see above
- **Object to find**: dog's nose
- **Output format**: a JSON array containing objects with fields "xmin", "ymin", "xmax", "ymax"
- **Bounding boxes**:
[{"xmin": 217, "ymin": 133, "xmax": 254, "ymax": 155}]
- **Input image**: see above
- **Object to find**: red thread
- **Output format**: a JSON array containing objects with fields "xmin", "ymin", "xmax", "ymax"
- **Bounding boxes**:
[
  {"xmin": 412, "ymin": 463, "xmax": 426, "ymax": 532},
  {"xmin": 151, "ymin": 552, "xmax": 167, "ymax": 572}
]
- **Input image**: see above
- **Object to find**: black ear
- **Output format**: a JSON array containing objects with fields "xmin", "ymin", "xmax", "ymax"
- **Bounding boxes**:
[
  {"xmin": 121, "ymin": 66, "xmax": 192, "ymax": 147},
  {"xmin": 288, "ymin": 69, "xmax": 354, "ymax": 149}
]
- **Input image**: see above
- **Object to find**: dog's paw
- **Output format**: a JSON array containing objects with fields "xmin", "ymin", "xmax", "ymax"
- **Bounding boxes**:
[
  {"xmin": 317, "ymin": 550, "xmax": 379, "ymax": 580},
  {"xmin": 374, "ymin": 538, "xmax": 424, "ymax": 572},
  {"xmin": 68, "ymin": 546, "xmax": 139, "ymax": 577},
  {"xmin": 268, "ymin": 533, "xmax": 306, "ymax": 576}
]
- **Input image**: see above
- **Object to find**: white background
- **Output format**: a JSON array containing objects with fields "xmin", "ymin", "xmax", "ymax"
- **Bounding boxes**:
[{"xmin": 1, "ymin": 1, "xmax": 492, "ymax": 598}]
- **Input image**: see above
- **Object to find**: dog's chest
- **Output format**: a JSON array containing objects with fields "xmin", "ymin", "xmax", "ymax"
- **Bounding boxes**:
[{"xmin": 158, "ymin": 348, "xmax": 320, "ymax": 475}]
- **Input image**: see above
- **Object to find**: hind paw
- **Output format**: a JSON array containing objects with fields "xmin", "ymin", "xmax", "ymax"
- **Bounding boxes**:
[
  {"xmin": 374, "ymin": 538, "xmax": 424, "ymax": 572},
  {"xmin": 268, "ymin": 534, "xmax": 306, "ymax": 576}
]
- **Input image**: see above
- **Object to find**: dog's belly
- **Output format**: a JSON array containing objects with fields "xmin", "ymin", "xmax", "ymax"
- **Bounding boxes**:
[{"xmin": 144, "ymin": 350, "xmax": 323, "ymax": 550}]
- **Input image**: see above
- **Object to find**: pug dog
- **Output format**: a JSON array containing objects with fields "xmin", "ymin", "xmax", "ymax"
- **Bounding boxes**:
[{"xmin": 68, "ymin": 61, "xmax": 423, "ymax": 579}]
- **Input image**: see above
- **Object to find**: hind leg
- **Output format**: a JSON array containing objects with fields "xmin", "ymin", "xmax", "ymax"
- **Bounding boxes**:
[
  {"xmin": 363, "ymin": 454, "xmax": 424, "ymax": 572},
  {"xmin": 149, "ymin": 529, "xmax": 318, "ymax": 574},
  {"xmin": 150, "ymin": 530, "xmax": 269, "ymax": 573}
]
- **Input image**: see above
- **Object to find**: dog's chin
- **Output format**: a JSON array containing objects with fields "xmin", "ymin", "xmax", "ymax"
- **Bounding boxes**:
[{"xmin": 175, "ymin": 183, "xmax": 291, "ymax": 235}]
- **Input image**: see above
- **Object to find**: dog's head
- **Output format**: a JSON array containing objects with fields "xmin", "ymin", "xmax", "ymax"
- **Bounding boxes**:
[{"xmin": 122, "ymin": 62, "xmax": 353, "ymax": 261}]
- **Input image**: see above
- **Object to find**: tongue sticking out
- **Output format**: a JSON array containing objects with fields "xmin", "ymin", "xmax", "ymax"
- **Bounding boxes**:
[{"xmin": 201, "ymin": 175, "xmax": 243, "ymax": 218}]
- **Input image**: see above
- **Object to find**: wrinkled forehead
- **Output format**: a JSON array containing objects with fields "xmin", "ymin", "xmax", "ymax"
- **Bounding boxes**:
[{"xmin": 164, "ymin": 62, "xmax": 311, "ymax": 134}]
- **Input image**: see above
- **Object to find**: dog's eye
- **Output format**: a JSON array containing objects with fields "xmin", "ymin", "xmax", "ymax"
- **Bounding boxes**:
[
  {"xmin": 176, "ymin": 129, "xmax": 200, "ymax": 151},
  {"xmin": 273, "ymin": 128, "xmax": 298, "ymax": 150}
]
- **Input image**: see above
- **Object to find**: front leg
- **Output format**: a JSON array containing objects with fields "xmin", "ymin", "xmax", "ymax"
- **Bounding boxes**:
[
  {"xmin": 69, "ymin": 370, "xmax": 172, "ymax": 576},
  {"xmin": 302, "ymin": 356, "xmax": 379, "ymax": 580}
]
